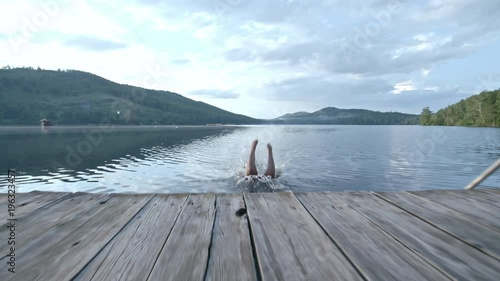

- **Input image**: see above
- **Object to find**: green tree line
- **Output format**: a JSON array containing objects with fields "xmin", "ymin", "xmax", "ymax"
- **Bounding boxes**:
[
  {"xmin": 0, "ymin": 68, "xmax": 260, "ymax": 125},
  {"xmin": 420, "ymin": 89, "xmax": 500, "ymax": 127},
  {"xmin": 276, "ymin": 107, "xmax": 418, "ymax": 125}
]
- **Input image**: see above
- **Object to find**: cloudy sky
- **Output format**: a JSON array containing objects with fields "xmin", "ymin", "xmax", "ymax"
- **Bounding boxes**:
[{"xmin": 1, "ymin": 0, "xmax": 500, "ymax": 118}]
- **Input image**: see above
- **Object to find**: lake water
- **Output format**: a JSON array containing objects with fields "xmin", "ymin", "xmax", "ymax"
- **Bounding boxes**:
[{"xmin": 0, "ymin": 125, "xmax": 499, "ymax": 194}]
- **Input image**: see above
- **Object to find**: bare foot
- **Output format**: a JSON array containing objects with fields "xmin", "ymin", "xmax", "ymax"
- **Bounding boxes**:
[
  {"xmin": 251, "ymin": 139, "xmax": 258, "ymax": 150},
  {"xmin": 246, "ymin": 139, "xmax": 259, "ymax": 176},
  {"xmin": 265, "ymin": 143, "xmax": 276, "ymax": 178}
]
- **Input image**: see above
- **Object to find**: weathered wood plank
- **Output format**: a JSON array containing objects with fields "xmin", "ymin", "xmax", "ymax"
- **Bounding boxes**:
[
  {"xmin": 337, "ymin": 192, "xmax": 500, "ymax": 281},
  {"xmin": 0, "ymin": 191, "xmax": 47, "ymax": 205},
  {"xmin": 205, "ymin": 193, "xmax": 257, "ymax": 281},
  {"xmin": 0, "ymin": 191, "xmax": 71, "ymax": 221},
  {"xmin": 459, "ymin": 189, "xmax": 500, "ymax": 209},
  {"xmin": 148, "ymin": 194, "xmax": 216, "ymax": 281},
  {"xmin": 377, "ymin": 191, "xmax": 500, "ymax": 259},
  {"xmin": 0, "ymin": 195, "xmax": 9, "ymax": 210},
  {"xmin": 413, "ymin": 189, "xmax": 500, "ymax": 209},
  {"xmin": 0, "ymin": 189, "xmax": 498, "ymax": 281},
  {"xmin": 483, "ymin": 188, "xmax": 500, "ymax": 195},
  {"xmin": 74, "ymin": 194, "xmax": 188, "ymax": 281},
  {"xmin": 0, "ymin": 193, "xmax": 152, "ymax": 281},
  {"xmin": 408, "ymin": 189, "xmax": 500, "ymax": 232},
  {"xmin": 296, "ymin": 192, "xmax": 449, "ymax": 281},
  {"xmin": 0, "ymin": 192, "xmax": 108, "ymax": 258},
  {"xmin": 245, "ymin": 192, "xmax": 362, "ymax": 281}
]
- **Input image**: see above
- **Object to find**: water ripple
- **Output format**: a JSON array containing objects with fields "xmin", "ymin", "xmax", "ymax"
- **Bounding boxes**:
[{"xmin": 0, "ymin": 125, "xmax": 499, "ymax": 193}]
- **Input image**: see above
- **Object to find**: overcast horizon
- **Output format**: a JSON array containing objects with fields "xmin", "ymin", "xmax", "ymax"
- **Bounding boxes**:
[{"xmin": 1, "ymin": 0, "xmax": 500, "ymax": 119}]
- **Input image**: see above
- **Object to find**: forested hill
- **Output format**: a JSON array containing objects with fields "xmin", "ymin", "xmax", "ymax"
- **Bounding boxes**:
[
  {"xmin": 419, "ymin": 89, "xmax": 500, "ymax": 127},
  {"xmin": 0, "ymin": 68, "xmax": 260, "ymax": 125},
  {"xmin": 275, "ymin": 107, "xmax": 419, "ymax": 125}
]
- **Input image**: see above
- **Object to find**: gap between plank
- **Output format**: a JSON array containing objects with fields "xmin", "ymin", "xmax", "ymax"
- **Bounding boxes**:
[
  {"xmin": 404, "ymin": 191, "xmax": 500, "ymax": 234},
  {"xmin": 242, "ymin": 195, "xmax": 263, "ymax": 281},
  {"xmin": 145, "ymin": 195, "xmax": 190, "ymax": 281},
  {"xmin": 202, "ymin": 194, "xmax": 219, "ymax": 281},
  {"xmin": 70, "ymin": 194, "xmax": 156, "ymax": 281},
  {"xmin": 373, "ymin": 192, "xmax": 500, "ymax": 262},
  {"xmin": 20, "ymin": 192, "xmax": 74, "ymax": 218},
  {"xmin": 337, "ymin": 193, "xmax": 455, "ymax": 280},
  {"xmin": 83, "ymin": 194, "xmax": 169, "ymax": 281},
  {"xmin": 0, "ymin": 193, "xmax": 110, "ymax": 262},
  {"xmin": 293, "ymin": 193, "xmax": 369, "ymax": 281}
]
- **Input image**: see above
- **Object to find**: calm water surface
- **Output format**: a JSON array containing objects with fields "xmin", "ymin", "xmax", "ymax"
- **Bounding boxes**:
[{"xmin": 0, "ymin": 125, "xmax": 499, "ymax": 193}]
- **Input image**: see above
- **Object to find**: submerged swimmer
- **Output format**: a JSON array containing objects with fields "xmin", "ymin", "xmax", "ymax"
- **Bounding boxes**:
[{"xmin": 245, "ymin": 140, "xmax": 276, "ymax": 179}]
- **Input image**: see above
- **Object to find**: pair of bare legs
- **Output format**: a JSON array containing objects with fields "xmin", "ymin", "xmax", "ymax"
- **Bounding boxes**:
[{"xmin": 246, "ymin": 140, "xmax": 275, "ymax": 178}]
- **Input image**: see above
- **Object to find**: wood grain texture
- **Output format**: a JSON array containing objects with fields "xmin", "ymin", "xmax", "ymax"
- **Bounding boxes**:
[
  {"xmin": 430, "ymin": 189, "xmax": 500, "ymax": 205},
  {"xmin": 337, "ymin": 192, "xmax": 500, "ymax": 281},
  {"xmin": 74, "ymin": 194, "xmax": 188, "ymax": 281},
  {"xmin": 296, "ymin": 192, "xmax": 449, "ymax": 281},
  {"xmin": 205, "ymin": 193, "xmax": 257, "ymax": 281},
  {"xmin": 483, "ymin": 188, "xmax": 500, "ymax": 195},
  {"xmin": 411, "ymin": 189, "xmax": 500, "ymax": 209},
  {"xmin": 458, "ymin": 189, "xmax": 500, "ymax": 209},
  {"xmin": 0, "ymin": 191, "xmax": 71, "ymax": 221},
  {"xmin": 408, "ymin": 189, "xmax": 500, "ymax": 232},
  {"xmin": 148, "ymin": 193, "xmax": 216, "ymax": 281},
  {"xmin": 0, "ymin": 190, "xmax": 499, "ymax": 281},
  {"xmin": 245, "ymin": 192, "xmax": 362, "ymax": 281},
  {"xmin": 0, "ymin": 192, "xmax": 108, "ymax": 258},
  {"xmin": 0, "ymin": 193, "xmax": 152, "ymax": 281},
  {"xmin": 377, "ymin": 191, "xmax": 500, "ymax": 259}
]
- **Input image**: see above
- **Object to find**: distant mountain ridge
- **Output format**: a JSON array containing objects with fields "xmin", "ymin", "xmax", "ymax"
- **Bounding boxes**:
[
  {"xmin": 275, "ymin": 107, "xmax": 419, "ymax": 125},
  {"xmin": 0, "ymin": 67, "xmax": 419, "ymax": 125},
  {"xmin": 0, "ymin": 67, "xmax": 260, "ymax": 125}
]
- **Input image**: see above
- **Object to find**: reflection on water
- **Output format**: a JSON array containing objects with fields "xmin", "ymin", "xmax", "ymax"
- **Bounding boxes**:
[{"xmin": 0, "ymin": 125, "xmax": 499, "ymax": 193}]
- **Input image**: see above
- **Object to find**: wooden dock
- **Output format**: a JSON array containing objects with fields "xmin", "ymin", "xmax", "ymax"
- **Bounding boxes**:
[{"xmin": 1, "ymin": 189, "xmax": 500, "ymax": 280}]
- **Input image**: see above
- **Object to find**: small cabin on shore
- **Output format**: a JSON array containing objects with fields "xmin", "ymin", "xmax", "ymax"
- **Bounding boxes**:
[{"xmin": 40, "ymin": 119, "xmax": 52, "ymax": 127}]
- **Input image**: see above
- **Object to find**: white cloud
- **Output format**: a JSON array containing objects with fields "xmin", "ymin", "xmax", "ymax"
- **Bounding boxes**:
[
  {"xmin": 1, "ymin": 0, "xmax": 499, "ymax": 118},
  {"xmin": 189, "ymin": 89, "xmax": 240, "ymax": 99},
  {"xmin": 391, "ymin": 81, "xmax": 416, "ymax": 95}
]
